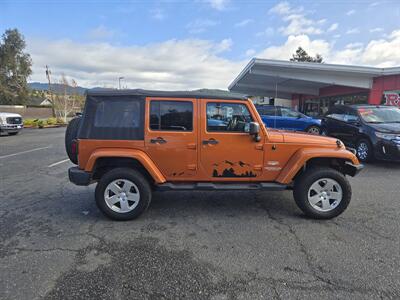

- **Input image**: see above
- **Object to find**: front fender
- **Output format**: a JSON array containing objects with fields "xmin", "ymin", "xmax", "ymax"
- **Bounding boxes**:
[
  {"xmin": 276, "ymin": 147, "xmax": 360, "ymax": 184},
  {"xmin": 85, "ymin": 148, "xmax": 166, "ymax": 184}
]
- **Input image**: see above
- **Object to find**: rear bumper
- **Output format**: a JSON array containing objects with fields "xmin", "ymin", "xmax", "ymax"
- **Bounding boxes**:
[
  {"xmin": 344, "ymin": 162, "xmax": 364, "ymax": 177},
  {"xmin": 68, "ymin": 167, "xmax": 91, "ymax": 186}
]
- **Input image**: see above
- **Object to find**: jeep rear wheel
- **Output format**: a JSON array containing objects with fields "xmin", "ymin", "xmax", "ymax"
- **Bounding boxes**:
[
  {"xmin": 293, "ymin": 167, "xmax": 351, "ymax": 219},
  {"xmin": 95, "ymin": 168, "xmax": 151, "ymax": 221}
]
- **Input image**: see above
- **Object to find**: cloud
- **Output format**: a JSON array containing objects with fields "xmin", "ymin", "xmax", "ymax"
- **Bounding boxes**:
[
  {"xmin": 235, "ymin": 19, "xmax": 254, "ymax": 27},
  {"xmin": 257, "ymin": 34, "xmax": 331, "ymax": 60},
  {"xmin": 150, "ymin": 8, "xmax": 165, "ymax": 20},
  {"xmin": 327, "ymin": 23, "xmax": 338, "ymax": 32},
  {"xmin": 88, "ymin": 25, "xmax": 116, "ymax": 40},
  {"xmin": 346, "ymin": 28, "xmax": 360, "ymax": 34},
  {"xmin": 245, "ymin": 49, "xmax": 256, "ymax": 57},
  {"xmin": 255, "ymin": 27, "xmax": 275, "ymax": 37},
  {"xmin": 370, "ymin": 27, "xmax": 383, "ymax": 33},
  {"xmin": 204, "ymin": 0, "xmax": 229, "ymax": 10},
  {"xmin": 346, "ymin": 9, "xmax": 355, "ymax": 16},
  {"xmin": 187, "ymin": 19, "xmax": 219, "ymax": 34},
  {"xmin": 27, "ymin": 38, "xmax": 244, "ymax": 89},
  {"xmin": 214, "ymin": 38, "xmax": 233, "ymax": 53},
  {"xmin": 269, "ymin": 1, "xmax": 324, "ymax": 36}
]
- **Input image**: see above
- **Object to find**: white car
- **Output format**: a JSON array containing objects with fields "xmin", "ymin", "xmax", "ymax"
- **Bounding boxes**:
[{"xmin": 0, "ymin": 112, "xmax": 23, "ymax": 135}]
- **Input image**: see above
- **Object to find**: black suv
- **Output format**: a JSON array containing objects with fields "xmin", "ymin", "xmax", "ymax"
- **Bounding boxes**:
[{"xmin": 321, "ymin": 105, "xmax": 400, "ymax": 162}]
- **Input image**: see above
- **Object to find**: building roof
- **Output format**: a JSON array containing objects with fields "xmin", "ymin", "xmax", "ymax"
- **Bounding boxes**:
[
  {"xmin": 228, "ymin": 58, "xmax": 400, "ymax": 99},
  {"xmin": 86, "ymin": 88, "xmax": 248, "ymax": 100}
]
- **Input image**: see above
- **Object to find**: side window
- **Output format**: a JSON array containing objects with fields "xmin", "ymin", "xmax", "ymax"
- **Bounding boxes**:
[
  {"xmin": 326, "ymin": 107, "xmax": 345, "ymax": 121},
  {"xmin": 280, "ymin": 107, "xmax": 301, "ymax": 118},
  {"xmin": 262, "ymin": 106, "xmax": 278, "ymax": 116},
  {"xmin": 207, "ymin": 102, "xmax": 253, "ymax": 132},
  {"xmin": 150, "ymin": 100, "xmax": 193, "ymax": 131},
  {"xmin": 343, "ymin": 108, "xmax": 359, "ymax": 123}
]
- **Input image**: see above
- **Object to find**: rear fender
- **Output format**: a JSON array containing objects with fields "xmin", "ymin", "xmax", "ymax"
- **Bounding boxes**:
[
  {"xmin": 276, "ymin": 147, "xmax": 360, "ymax": 184},
  {"xmin": 85, "ymin": 148, "xmax": 166, "ymax": 184}
]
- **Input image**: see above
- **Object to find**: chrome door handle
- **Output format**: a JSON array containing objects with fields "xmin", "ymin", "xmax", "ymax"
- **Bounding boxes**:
[
  {"xmin": 150, "ymin": 137, "xmax": 167, "ymax": 144},
  {"xmin": 202, "ymin": 139, "xmax": 219, "ymax": 145}
]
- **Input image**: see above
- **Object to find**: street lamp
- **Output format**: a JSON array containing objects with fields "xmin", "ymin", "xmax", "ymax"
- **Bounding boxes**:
[{"xmin": 118, "ymin": 77, "xmax": 124, "ymax": 89}]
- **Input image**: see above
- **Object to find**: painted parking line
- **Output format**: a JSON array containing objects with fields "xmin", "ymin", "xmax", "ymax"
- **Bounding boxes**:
[
  {"xmin": 48, "ymin": 158, "xmax": 70, "ymax": 168},
  {"xmin": 0, "ymin": 146, "xmax": 52, "ymax": 160}
]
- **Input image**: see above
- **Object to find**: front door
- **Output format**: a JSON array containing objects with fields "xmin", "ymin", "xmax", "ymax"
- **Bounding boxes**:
[
  {"xmin": 199, "ymin": 100, "xmax": 264, "ymax": 181},
  {"xmin": 145, "ymin": 98, "xmax": 197, "ymax": 181}
]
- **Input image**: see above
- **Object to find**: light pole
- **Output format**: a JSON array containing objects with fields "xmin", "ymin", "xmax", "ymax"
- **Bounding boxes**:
[{"xmin": 118, "ymin": 77, "xmax": 124, "ymax": 89}]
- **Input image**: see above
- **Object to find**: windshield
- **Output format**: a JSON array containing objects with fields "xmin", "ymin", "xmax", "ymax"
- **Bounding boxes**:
[{"xmin": 358, "ymin": 107, "xmax": 400, "ymax": 123}]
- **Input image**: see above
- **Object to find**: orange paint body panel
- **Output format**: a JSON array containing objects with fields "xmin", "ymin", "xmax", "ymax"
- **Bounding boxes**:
[{"xmin": 77, "ymin": 96, "xmax": 360, "ymax": 185}]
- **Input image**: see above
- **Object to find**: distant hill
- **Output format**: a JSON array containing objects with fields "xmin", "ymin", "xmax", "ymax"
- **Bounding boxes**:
[{"xmin": 28, "ymin": 82, "xmax": 88, "ymax": 95}]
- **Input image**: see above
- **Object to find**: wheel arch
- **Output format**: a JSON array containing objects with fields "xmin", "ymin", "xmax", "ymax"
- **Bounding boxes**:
[
  {"xmin": 276, "ymin": 148, "xmax": 360, "ymax": 184},
  {"xmin": 86, "ymin": 149, "xmax": 166, "ymax": 184}
]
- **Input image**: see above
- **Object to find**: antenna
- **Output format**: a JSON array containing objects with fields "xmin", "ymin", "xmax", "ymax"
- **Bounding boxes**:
[{"xmin": 273, "ymin": 78, "xmax": 278, "ymax": 129}]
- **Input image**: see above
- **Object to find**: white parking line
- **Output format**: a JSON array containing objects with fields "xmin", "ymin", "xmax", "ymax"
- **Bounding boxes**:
[
  {"xmin": 48, "ymin": 158, "xmax": 70, "ymax": 168},
  {"xmin": 0, "ymin": 146, "xmax": 52, "ymax": 159}
]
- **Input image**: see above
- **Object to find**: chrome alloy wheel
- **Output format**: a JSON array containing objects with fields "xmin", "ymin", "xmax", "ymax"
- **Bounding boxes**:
[
  {"xmin": 307, "ymin": 178, "xmax": 343, "ymax": 212},
  {"xmin": 357, "ymin": 142, "xmax": 369, "ymax": 161},
  {"xmin": 307, "ymin": 126, "xmax": 320, "ymax": 135},
  {"xmin": 104, "ymin": 179, "xmax": 140, "ymax": 213}
]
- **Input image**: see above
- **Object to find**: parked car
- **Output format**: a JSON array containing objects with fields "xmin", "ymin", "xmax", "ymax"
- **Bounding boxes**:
[
  {"xmin": 0, "ymin": 112, "xmax": 23, "ymax": 135},
  {"xmin": 66, "ymin": 89, "xmax": 362, "ymax": 221},
  {"xmin": 255, "ymin": 105, "xmax": 321, "ymax": 134},
  {"xmin": 321, "ymin": 104, "xmax": 400, "ymax": 162}
]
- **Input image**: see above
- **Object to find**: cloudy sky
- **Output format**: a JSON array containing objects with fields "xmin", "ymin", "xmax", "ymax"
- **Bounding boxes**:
[{"xmin": 1, "ymin": 0, "xmax": 400, "ymax": 89}]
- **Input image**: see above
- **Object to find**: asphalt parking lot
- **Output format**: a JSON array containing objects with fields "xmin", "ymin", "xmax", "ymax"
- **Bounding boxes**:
[{"xmin": 1, "ymin": 127, "xmax": 400, "ymax": 299}]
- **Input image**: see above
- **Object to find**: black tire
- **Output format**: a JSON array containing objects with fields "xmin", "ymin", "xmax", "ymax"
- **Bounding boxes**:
[
  {"xmin": 8, "ymin": 132, "xmax": 19, "ymax": 136},
  {"xmin": 306, "ymin": 125, "xmax": 321, "ymax": 135},
  {"xmin": 293, "ymin": 167, "xmax": 352, "ymax": 219},
  {"xmin": 65, "ymin": 117, "xmax": 81, "ymax": 164},
  {"xmin": 356, "ymin": 138, "xmax": 374, "ymax": 162},
  {"xmin": 95, "ymin": 168, "xmax": 152, "ymax": 221}
]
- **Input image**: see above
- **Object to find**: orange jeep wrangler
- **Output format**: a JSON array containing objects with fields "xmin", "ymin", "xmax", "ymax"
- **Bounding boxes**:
[{"xmin": 66, "ymin": 89, "xmax": 363, "ymax": 220}]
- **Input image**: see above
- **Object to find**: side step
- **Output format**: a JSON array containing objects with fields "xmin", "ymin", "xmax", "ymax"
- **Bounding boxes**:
[{"xmin": 155, "ymin": 182, "xmax": 289, "ymax": 191}]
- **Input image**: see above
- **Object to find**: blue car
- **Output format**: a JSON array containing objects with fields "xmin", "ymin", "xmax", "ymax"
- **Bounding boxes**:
[{"xmin": 255, "ymin": 105, "xmax": 321, "ymax": 134}]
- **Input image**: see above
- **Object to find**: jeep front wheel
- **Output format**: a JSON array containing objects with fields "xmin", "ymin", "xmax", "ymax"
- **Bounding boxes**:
[
  {"xmin": 95, "ymin": 168, "xmax": 151, "ymax": 221},
  {"xmin": 293, "ymin": 168, "xmax": 351, "ymax": 219}
]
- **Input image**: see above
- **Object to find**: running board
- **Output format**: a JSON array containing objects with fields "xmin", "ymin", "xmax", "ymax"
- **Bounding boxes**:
[{"xmin": 156, "ymin": 182, "xmax": 289, "ymax": 191}]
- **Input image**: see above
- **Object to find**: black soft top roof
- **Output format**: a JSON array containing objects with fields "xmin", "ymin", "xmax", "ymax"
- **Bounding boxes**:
[{"xmin": 86, "ymin": 88, "xmax": 248, "ymax": 100}]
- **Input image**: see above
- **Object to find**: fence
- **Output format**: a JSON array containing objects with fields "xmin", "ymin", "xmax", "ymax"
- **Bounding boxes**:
[{"xmin": 0, "ymin": 105, "xmax": 54, "ymax": 119}]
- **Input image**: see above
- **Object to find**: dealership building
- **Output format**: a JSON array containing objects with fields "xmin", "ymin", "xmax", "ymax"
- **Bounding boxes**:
[{"xmin": 229, "ymin": 59, "xmax": 400, "ymax": 117}]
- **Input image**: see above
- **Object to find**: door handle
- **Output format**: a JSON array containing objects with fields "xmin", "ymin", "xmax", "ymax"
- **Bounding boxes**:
[
  {"xmin": 150, "ymin": 137, "xmax": 167, "ymax": 144},
  {"xmin": 202, "ymin": 139, "xmax": 219, "ymax": 145}
]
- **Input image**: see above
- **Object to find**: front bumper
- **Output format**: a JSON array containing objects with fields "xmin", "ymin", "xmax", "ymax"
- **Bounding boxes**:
[
  {"xmin": 374, "ymin": 139, "xmax": 400, "ymax": 162},
  {"xmin": 344, "ymin": 162, "xmax": 364, "ymax": 177},
  {"xmin": 0, "ymin": 124, "xmax": 23, "ymax": 132},
  {"xmin": 68, "ymin": 167, "xmax": 92, "ymax": 186}
]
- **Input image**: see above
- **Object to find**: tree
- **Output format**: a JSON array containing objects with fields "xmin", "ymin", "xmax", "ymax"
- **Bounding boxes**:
[
  {"xmin": 52, "ymin": 74, "xmax": 84, "ymax": 122},
  {"xmin": 0, "ymin": 29, "xmax": 32, "ymax": 105},
  {"xmin": 290, "ymin": 47, "xmax": 323, "ymax": 63}
]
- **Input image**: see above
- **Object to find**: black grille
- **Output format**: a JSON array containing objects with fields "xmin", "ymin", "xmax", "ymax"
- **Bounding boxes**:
[{"xmin": 6, "ymin": 117, "xmax": 22, "ymax": 124}]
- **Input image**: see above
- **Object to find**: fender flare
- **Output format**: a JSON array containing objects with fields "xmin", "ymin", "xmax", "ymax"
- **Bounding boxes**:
[
  {"xmin": 85, "ymin": 148, "xmax": 166, "ymax": 184},
  {"xmin": 276, "ymin": 147, "xmax": 360, "ymax": 184}
]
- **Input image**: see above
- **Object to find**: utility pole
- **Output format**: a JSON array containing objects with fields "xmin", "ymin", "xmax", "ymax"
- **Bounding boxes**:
[
  {"xmin": 46, "ymin": 65, "xmax": 56, "ymax": 117},
  {"xmin": 118, "ymin": 77, "xmax": 124, "ymax": 89}
]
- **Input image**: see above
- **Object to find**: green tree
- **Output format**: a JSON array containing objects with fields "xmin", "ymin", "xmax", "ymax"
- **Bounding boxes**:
[
  {"xmin": 0, "ymin": 29, "xmax": 32, "ymax": 105},
  {"xmin": 290, "ymin": 47, "xmax": 323, "ymax": 63}
]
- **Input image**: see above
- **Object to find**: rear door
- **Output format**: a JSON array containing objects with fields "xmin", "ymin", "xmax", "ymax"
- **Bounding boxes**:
[
  {"xmin": 199, "ymin": 100, "xmax": 264, "ymax": 181},
  {"xmin": 145, "ymin": 98, "xmax": 197, "ymax": 181}
]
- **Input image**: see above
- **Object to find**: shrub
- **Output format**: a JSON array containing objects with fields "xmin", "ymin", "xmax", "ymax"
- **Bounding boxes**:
[
  {"xmin": 46, "ymin": 117, "xmax": 57, "ymax": 125},
  {"xmin": 37, "ymin": 120, "xmax": 45, "ymax": 129},
  {"xmin": 23, "ymin": 119, "xmax": 36, "ymax": 126}
]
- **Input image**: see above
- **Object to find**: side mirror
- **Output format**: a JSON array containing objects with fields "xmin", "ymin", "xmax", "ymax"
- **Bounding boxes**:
[{"xmin": 249, "ymin": 122, "xmax": 261, "ymax": 142}]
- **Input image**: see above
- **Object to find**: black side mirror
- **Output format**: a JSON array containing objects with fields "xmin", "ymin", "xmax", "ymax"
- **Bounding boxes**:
[{"xmin": 249, "ymin": 122, "xmax": 261, "ymax": 142}]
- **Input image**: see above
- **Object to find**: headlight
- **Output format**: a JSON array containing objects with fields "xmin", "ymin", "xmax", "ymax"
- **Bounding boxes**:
[{"xmin": 375, "ymin": 132, "xmax": 398, "ymax": 140}]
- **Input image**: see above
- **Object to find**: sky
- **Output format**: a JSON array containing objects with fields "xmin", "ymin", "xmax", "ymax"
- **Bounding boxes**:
[{"xmin": 1, "ymin": 0, "xmax": 400, "ymax": 90}]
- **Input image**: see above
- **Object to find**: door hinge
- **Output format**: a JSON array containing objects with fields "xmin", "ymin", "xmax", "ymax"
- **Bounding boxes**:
[
  {"xmin": 254, "ymin": 165, "xmax": 262, "ymax": 171},
  {"xmin": 255, "ymin": 144, "xmax": 263, "ymax": 150},
  {"xmin": 187, "ymin": 143, "xmax": 197, "ymax": 149}
]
